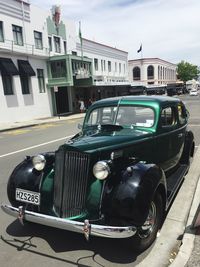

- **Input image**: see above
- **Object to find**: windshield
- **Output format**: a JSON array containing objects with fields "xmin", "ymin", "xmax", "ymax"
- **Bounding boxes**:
[{"xmin": 85, "ymin": 105, "xmax": 155, "ymax": 128}]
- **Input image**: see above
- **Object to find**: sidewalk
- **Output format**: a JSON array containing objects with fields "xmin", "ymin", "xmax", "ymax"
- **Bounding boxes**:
[
  {"xmin": 0, "ymin": 113, "xmax": 85, "ymax": 132},
  {"xmin": 0, "ymin": 114, "xmax": 200, "ymax": 267},
  {"xmin": 171, "ymin": 146, "xmax": 200, "ymax": 267}
]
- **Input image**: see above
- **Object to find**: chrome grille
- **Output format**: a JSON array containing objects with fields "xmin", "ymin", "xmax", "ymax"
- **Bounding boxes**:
[{"xmin": 54, "ymin": 149, "xmax": 90, "ymax": 218}]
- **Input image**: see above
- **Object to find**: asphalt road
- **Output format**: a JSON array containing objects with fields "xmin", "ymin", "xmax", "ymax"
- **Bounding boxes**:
[{"xmin": 0, "ymin": 95, "xmax": 199, "ymax": 267}]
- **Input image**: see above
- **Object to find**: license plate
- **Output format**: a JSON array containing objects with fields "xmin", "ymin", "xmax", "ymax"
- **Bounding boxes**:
[{"xmin": 16, "ymin": 188, "xmax": 40, "ymax": 205}]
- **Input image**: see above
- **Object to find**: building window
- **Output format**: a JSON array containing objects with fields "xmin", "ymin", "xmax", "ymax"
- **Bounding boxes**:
[
  {"xmin": 119, "ymin": 63, "xmax": 121, "ymax": 73},
  {"xmin": 94, "ymin": 58, "xmax": 98, "ymax": 71},
  {"xmin": 34, "ymin": 31, "xmax": 43, "ymax": 49},
  {"xmin": 63, "ymin": 41, "xmax": 67, "ymax": 54},
  {"xmin": 104, "ymin": 60, "xmax": 106, "ymax": 71},
  {"xmin": 20, "ymin": 76, "xmax": 30, "ymax": 94},
  {"xmin": 2, "ymin": 74, "xmax": 13, "ymax": 95},
  {"xmin": 0, "ymin": 21, "xmax": 4, "ymax": 42},
  {"xmin": 108, "ymin": 61, "xmax": 111, "ymax": 72},
  {"xmin": 12, "ymin": 24, "xmax": 23, "ymax": 46},
  {"xmin": 101, "ymin": 60, "xmax": 103, "ymax": 71},
  {"xmin": 133, "ymin": 66, "xmax": 141, "ymax": 80},
  {"xmin": 50, "ymin": 60, "xmax": 66, "ymax": 78},
  {"xmin": 48, "ymin": 37, "xmax": 52, "ymax": 51},
  {"xmin": 72, "ymin": 51, "xmax": 77, "ymax": 55},
  {"xmin": 54, "ymin": 36, "xmax": 61, "ymax": 53},
  {"xmin": 147, "ymin": 65, "xmax": 154, "ymax": 79},
  {"xmin": 115, "ymin": 62, "xmax": 117, "ymax": 72},
  {"xmin": 37, "ymin": 69, "xmax": 45, "ymax": 93},
  {"xmin": 158, "ymin": 66, "xmax": 160, "ymax": 80}
]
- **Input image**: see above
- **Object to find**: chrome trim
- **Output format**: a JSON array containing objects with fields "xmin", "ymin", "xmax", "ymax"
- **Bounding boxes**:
[{"xmin": 1, "ymin": 204, "xmax": 137, "ymax": 239}]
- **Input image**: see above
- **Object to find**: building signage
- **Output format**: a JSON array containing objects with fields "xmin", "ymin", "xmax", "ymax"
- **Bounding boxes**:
[{"xmin": 76, "ymin": 68, "xmax": 90, "ymax": 79}]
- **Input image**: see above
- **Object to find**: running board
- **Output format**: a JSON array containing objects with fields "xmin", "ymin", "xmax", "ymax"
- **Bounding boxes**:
[{"xmin": 166, "ymin": 164, "xmax": 188, "ymax": 208}]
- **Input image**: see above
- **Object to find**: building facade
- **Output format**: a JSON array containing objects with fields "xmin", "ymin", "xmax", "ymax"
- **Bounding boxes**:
[
  {"xmin": 128, "ymin": 58, "xmax": 177, "ymax": 86},
  {"xmin": 0, "ymin": 0, "xmax": 53, "ymax": 123},
  {"xmin": 75, "ymin": 38, "xmax": 129, "ymax": 102},
  {"xmin": 0, "ymin": 0, "xmax": 129, "ymax": 123}
]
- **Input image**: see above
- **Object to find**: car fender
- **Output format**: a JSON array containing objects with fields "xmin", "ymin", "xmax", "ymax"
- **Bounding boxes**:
[
  {"xmin": 7, "ymin": 153, "xmax": 55, "ymax": 208},
  {"xmin": 180, "ymin": 130, "xmax": 195, "ymax": 164},
  {"xmin": 101, "ymin": 162, "xmax": 167, "ymax": 226}
]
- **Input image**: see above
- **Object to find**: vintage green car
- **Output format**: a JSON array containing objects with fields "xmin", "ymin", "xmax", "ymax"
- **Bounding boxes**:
[{"xmin": 1, "ymin": 96, "xmax": 195, "ymax": 252}]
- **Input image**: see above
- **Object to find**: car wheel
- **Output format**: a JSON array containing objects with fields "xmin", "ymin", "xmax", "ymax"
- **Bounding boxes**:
[{"xmin": 129, "ymin": 193, "xmax": 163, "ymax": 252}]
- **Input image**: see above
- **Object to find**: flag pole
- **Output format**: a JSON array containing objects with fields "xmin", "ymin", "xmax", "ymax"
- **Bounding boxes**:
[{"xmin": 79, "ymin": 21, "xmax": 83, "ymax": 60}]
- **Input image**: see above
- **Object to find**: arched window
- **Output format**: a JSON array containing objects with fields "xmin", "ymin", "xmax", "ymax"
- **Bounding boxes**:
[
  {"xmin": 133, "ymin": 66, "xmax": 141, "ymax": 80},
  {"xmin": 147, "ymin": 65, "xmax": 154, "ymax": 79}
]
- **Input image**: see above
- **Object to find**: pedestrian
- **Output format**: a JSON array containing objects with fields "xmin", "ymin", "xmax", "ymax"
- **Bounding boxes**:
[
  {"xmin": 78, "ymin": 99, "xmax": 85, "ymax": 113},
  {"xmin": 87, "ymin": 98, "xmax": 93, "ymax": 109}
]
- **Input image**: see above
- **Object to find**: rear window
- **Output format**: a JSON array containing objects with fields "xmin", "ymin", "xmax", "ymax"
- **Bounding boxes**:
[{"xmin": 161, "ymin": 107, "xmax": 176, "ymax": 127}]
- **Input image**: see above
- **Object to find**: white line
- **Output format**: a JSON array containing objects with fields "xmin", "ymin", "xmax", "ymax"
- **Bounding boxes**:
[
  {"xmin": 0, "ymin": 135, "xmax": 199, "ymax": 158},
  {"xmin": 0, "ymin": 135, "xmax": 73, "ymax": 158}
]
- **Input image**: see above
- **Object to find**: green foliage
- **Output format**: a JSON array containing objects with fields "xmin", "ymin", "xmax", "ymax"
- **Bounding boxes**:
[{"xmin": 177, "ymin": 61, "xmax": 200, "ymax": 82}]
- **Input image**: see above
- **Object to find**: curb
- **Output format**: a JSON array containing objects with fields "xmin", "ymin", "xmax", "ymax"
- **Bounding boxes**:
[
  {"xmin": 171, "ymin": 150, "xmax": 200, "ymax": 267},
  {"xmin": 138, "ymin": 146, "xmax": 200, "ymax": 267},
  {"xmin": 0, "ymin": 123, "xmax": 42, "ymax": 133},
  {"xmin": 0, "ymin": 114, "xmax": 85, "ymax": 133}
]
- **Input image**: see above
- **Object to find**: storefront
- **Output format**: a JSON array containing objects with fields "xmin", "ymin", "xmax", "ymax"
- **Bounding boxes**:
[{"xmin": 47, "ymin": 54, "xmax": 93, "ymax": 115}]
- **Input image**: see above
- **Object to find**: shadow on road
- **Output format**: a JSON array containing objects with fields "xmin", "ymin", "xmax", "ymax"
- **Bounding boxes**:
[{"xmin": 1, "ymin": 219, "xmax": 152, "ymax": 266}]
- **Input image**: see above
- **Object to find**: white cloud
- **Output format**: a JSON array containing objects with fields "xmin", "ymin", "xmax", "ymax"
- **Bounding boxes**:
[{"xmin": 30, "ymin": 0, "xmax": 200, "ymax": 65}]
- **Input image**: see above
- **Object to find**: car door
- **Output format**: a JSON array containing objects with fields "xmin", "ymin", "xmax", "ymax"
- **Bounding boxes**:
[{"xmin": 155, "ymin": 104, "xmax": 180, "ymax": 172}]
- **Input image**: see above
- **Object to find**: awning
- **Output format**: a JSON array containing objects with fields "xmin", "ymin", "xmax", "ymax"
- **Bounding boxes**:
[
  {"xmin": 0, "ymin": 58, "xmax": 19, "ymax": 75},
  {"xmin": 18, "ymin": 60, "xmax": 36, "ymax": 76}
]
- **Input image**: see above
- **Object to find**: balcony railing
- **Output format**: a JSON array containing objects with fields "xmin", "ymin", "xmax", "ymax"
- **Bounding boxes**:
[{"xmin": 0, "ymin": 39, "xmax": 50, "ymax": 58}]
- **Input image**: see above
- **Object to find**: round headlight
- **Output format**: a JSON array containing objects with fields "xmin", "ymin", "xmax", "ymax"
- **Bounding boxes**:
[
  {"xmin": 32, "ymin": 155, "xmax": 46, "ymax": 171},
  {"xmin": 93, "ymin": 161, "xmax": 110, "ymax": 180}
]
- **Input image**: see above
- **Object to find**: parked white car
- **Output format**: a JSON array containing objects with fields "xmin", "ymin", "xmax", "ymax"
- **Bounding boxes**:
[{"xmin": 189, "ymin": 89, "xmax": 198, "ymax": 96}]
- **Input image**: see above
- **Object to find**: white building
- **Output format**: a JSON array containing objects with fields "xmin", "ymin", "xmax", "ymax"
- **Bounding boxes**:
[
  {"xmin": 0, "ymin": 0, "xmax": 129, "ymax": 123},
  {"xmin": 128, "ymin": 58, "xmax": 177, "ymax": 87},
  {"xmin": 77, "ymin": 38, "xmax": 128, "ymax": 85},
  {"xmin": 74, "ymin": 38, "xmax": 129, "ymax": 102},
  {"xmin": 0, "ymin": 0, "xmax": 76, "ymax": 122}
]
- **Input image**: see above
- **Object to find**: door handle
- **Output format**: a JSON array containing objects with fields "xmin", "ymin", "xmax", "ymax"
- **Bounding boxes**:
[{"xmin": 178, "ymin": 133, "xmax": 183, "ymax": 138}]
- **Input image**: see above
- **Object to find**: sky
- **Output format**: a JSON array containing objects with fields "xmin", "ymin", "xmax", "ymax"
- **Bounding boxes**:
[{"xmin": 30, "ymin": 0, "xmax": 200, "ymax": 65}]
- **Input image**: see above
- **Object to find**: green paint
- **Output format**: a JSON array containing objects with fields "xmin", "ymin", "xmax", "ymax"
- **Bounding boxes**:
[
  {"xmin": 47, "ymin": 55, "xmax": 94, "ymax": 88},
  {"xmin": 40, "ymin": 169, "xmax": 55, "ymax": 214},
  {"xmin": 46, "ymin": 16, "xmax": 66, "ymax": 39},
  {"xmin": 87, "ymin": 179, "xmax": 103, "ymax": 209}
]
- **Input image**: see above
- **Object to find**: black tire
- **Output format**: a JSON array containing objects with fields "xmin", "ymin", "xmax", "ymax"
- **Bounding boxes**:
[{"xmin": 129, "ymin": 193, "xmax": 163, "ymax": 252}]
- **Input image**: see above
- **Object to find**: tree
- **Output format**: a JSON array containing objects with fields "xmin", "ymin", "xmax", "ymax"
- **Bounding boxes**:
[{"xmin": 177, "ymin": 61, "xmax": 199, "ymax": 82}]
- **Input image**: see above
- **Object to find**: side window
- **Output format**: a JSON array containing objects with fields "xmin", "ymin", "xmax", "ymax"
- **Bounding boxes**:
[
  {"xmin": 178, "ymin": 104, "xmax": 187, "ymax": 125},
  {"xmin": 87, "ymin": 107, "xmax": 117, "ymax": 125},
  {"xmin": 101, "ymin": 107, "xmax": 116, "ymax": 124},
  {"xmin": 161, "ymin": 107, "xmax": 176, "ymax": 127}
]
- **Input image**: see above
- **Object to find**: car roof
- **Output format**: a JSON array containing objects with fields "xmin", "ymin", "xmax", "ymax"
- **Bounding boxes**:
[{"xmin": 92, "ymin": 95, "xmax": 181, "ymax": 107}]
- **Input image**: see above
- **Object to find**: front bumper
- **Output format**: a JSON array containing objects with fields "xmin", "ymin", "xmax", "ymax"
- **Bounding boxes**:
[{"xmin": 1, "ymin": 204, "xmax": 137, "ymax": 239}]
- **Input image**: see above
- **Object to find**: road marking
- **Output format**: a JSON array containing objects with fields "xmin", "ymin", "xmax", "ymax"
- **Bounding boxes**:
[
  {"xmin": 3, "ymin": 129, "xmax": 30, "ymax": 135},
  {"xmin": 0, "ymin": 135, "xmax": 73, "ymax": 158},
  {"xmin": 32, "ymin": 124, "xmax": 57, "ymax": 130}
]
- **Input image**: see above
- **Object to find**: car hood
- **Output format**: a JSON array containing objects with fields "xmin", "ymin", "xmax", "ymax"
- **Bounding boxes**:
[{"xmin": 65, "ymin": 128, "xmax": 153, "ymax": 153}]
